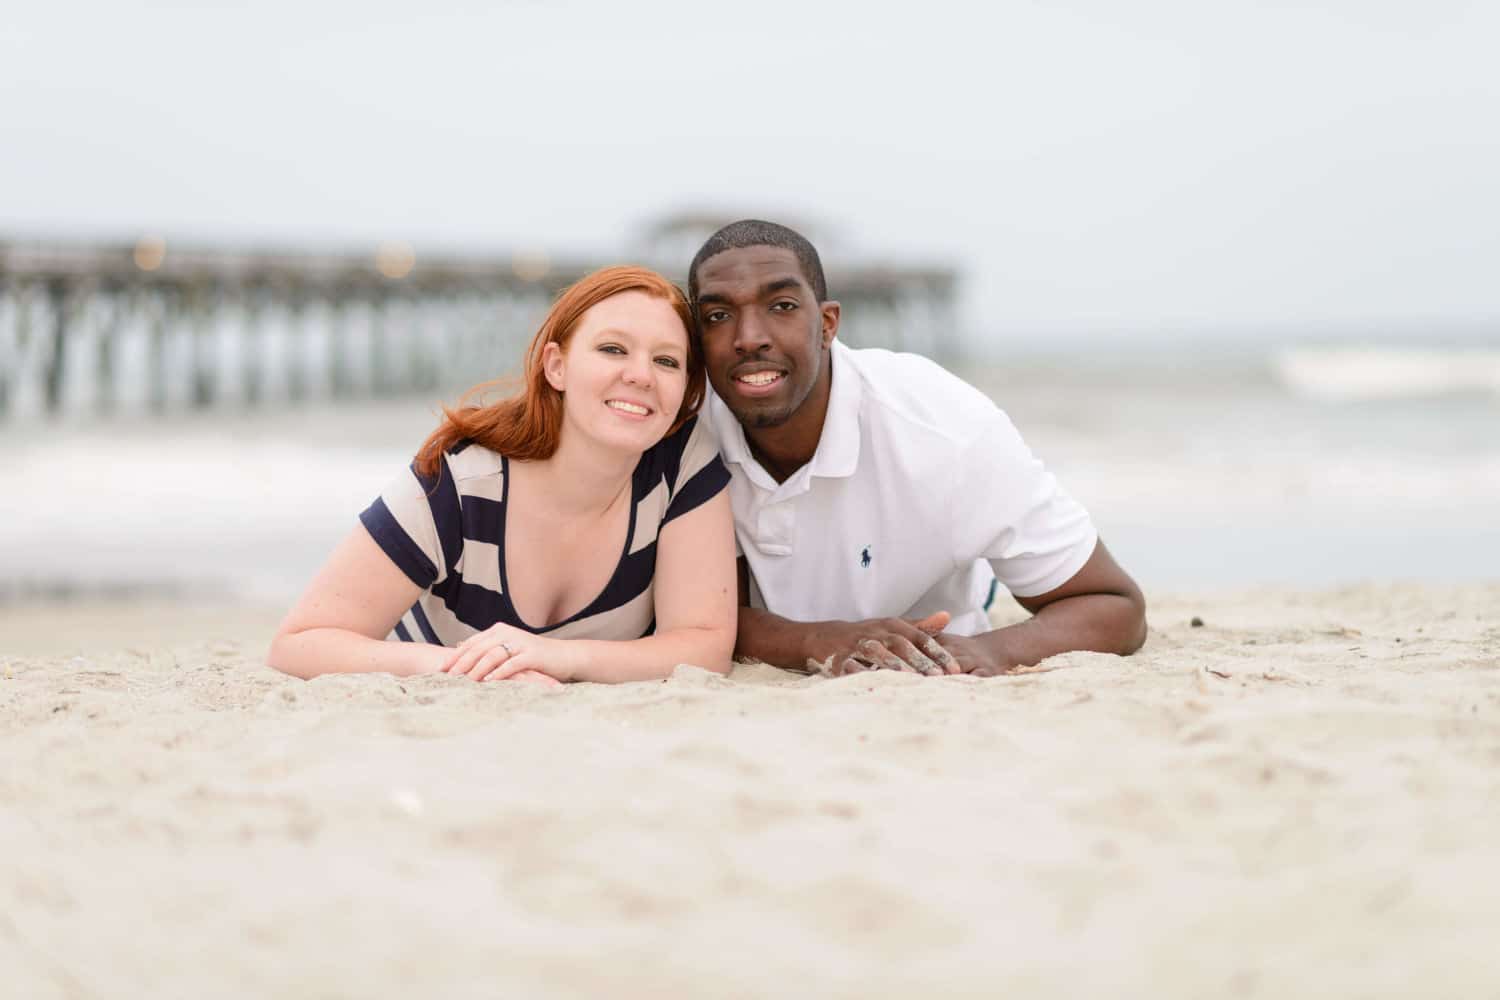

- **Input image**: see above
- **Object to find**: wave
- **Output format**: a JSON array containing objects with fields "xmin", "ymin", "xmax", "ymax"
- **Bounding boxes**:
[{"xmin": 1272, "ymin": 347, "xmax": 1500, "ymax": 402}]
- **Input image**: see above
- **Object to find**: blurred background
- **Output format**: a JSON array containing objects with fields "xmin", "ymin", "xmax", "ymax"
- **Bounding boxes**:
[{"xmin": 2, "ymin": 0, "xmax": 1497, "ymax": 621}]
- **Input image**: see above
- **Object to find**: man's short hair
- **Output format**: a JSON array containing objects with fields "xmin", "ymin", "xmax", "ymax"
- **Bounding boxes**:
[{"xmin": 688, "ymin": 219, "xmax": 829, "ymax": 303}]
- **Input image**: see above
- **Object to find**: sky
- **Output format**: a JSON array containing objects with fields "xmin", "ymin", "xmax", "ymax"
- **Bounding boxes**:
[{"xmin": 3, "ymin": 0, "xmax": 1498, "ymax": 343}]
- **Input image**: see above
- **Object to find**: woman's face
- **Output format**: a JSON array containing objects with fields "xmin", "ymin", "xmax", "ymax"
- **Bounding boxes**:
[{"xmin": 543, "ymin": 290, "xmax": 690, "ymax": 454}]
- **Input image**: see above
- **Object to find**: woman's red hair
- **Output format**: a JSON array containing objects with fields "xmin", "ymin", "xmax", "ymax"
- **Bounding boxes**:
[{"xmin": 415, "ymin": 265, "xmax": 702, "ymax": 476}]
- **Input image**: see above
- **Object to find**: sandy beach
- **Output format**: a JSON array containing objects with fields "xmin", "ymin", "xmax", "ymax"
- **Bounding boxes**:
[{"xmin": 2, "ymin": 582, "xmax": 1497, "ymax": 998}]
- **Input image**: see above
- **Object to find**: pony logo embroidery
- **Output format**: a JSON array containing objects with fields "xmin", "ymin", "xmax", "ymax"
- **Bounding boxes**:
[{"xmin": 860, "ymin": 546, "xmax": 872, "ymax": 568}]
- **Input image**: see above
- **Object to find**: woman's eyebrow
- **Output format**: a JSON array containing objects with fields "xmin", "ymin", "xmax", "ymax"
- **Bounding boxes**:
[{"xmin": 591, "ymin": 327, "xmax": 684, "ymax": 353}]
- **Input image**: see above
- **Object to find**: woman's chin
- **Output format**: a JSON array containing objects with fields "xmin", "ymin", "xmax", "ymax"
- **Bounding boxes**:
[{"xmin": 579, "ymin": 417, "xmax": 670, "ymax": 454}]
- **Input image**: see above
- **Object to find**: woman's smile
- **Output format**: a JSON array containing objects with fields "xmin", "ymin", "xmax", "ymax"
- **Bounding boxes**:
[{"xmin": 605, "ymin": 398, "xmax": 652, "ymax": 419}]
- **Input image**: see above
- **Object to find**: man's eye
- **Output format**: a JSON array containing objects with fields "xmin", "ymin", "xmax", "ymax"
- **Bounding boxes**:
[
  {"xmin": 771, "ymin": 301, "xmax": 797, "ymax": 312},
  {"xmin": 702, "ymin": 310, "xmax": 729, "ymax": 324}
]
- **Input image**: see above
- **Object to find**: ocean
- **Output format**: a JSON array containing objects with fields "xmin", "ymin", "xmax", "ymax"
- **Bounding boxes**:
[
  {"xmin": 2, "ymin": 336, "xmax": 1496, "ymax": 605},
  {"xmin": 966, "ymin": 337, "xmax": 1499, "ymax": 591}
]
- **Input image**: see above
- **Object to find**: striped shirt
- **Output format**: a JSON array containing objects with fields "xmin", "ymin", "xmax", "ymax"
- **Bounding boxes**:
[{"xmin": 359, "ymin": 416, "xmax": 729, "ymax": 646}]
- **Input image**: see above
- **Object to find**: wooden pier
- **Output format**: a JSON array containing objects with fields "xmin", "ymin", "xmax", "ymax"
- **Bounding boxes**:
[{"xmin": 0, "ymin": 232, "xmax": 959, "ymax": 421}]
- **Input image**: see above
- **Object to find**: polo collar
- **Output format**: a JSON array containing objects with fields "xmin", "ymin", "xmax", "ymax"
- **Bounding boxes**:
[
  {"xmin": 808, "ymin": 339, "xmax": 861, "ymax": 479},
  {"xmin": 706, "ymin": 339, "xmax": 863, "ymax": 488},
  {"xmin": 707, "ymin": 390, "xmax": 755, "ymax": 471}
]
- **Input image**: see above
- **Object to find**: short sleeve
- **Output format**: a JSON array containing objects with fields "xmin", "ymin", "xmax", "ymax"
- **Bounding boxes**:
[
  {"xmin": 358, "ymin": 459, "xmax": 458, "ymax": 589},
  {"xmin": 663, "ymin": 416, "xmax": 731, "ymax": 525},
  {"xmin": 954, "ymin": 411, "xmax": 1098, "ymax": 598}
]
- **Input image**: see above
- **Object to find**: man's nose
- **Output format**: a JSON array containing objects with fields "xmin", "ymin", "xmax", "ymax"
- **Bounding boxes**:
[{"xmin": 732, "ymin": 312, "xmax": 771, "ymax": 355}]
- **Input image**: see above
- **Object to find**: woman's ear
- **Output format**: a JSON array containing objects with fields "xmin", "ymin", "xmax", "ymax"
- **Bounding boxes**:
[{"xmin": 542, "ymin": 341, "xmax": 566, "ymax": 392}]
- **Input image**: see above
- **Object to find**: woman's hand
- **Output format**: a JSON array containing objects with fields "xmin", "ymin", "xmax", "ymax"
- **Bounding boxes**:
[
  {"xmin": 507, "ymin": 670, "xmax": 564, "ymax": 686},
  {"xmin": 441, "ymin": 623, "xmax": 582, "ymax": 684}
]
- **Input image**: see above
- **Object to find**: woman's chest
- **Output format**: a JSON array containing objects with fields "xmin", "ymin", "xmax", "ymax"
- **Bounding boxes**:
[{"xmin": 502, "ymin": 499, "xmax": 632, "ymax": 629}]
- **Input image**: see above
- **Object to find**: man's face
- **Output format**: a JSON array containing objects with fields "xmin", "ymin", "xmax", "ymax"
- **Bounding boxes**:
[{"xmin": 694, "ymin": 246, "xmax": 836, "ymax": 429}]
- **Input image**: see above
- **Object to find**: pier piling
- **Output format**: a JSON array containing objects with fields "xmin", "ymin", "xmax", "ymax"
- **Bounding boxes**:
[{"xmin": 0, "ymin": 235, "xmax": 958, "ymax": 422}]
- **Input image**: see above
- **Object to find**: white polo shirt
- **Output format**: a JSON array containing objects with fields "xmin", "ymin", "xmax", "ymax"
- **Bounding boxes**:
[{"xmin": 704, "ymin": 340, "xmax": 1098, "ymax": 636}]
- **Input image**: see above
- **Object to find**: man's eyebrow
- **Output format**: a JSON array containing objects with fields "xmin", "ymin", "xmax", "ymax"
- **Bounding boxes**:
[
  {"xmin": 760, "ymin": 277, "xmax": 804, "ymax": 297},
  {"xmin": 697, "ymin": 277, "xmax": 805, "ymax": 308}
]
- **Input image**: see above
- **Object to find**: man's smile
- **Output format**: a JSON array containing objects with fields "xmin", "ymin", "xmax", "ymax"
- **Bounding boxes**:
[{"xmin": 730, "ymin": 363, "xmax": 788, "ymax": 396}]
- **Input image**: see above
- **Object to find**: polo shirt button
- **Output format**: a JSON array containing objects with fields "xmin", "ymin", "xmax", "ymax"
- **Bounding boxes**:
[{"xmin": 762, "ymin": 506, "xmax": 792, "ymax": 548}]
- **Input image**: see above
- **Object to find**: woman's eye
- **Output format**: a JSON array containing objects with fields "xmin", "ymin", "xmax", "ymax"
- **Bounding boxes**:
[
  {"xmin": 655, "ymin": 356, "xmax": 681, "ymax": 369},
  {"xmin": 599, "ymin": 344, "xmax": 625, "ymax": 355}
]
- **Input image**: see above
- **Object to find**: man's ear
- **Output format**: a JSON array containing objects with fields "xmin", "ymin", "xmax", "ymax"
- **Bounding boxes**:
[
  {"xmin": 542, "ymin": 341, "xmax": 566, "ymax": 392},
  {"xmin": 820, "ymin": 301, "xmax": 841, "ymax": 349}
]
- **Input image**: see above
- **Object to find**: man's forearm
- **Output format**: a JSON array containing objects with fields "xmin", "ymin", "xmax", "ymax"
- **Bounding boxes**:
[
  {"xmin": 975, "ymin": 592, "xmax": 1147, "ymax": 671},
  {"xmin": 734, "ymin": 606, "xmax": 821, "ymax": 670}
]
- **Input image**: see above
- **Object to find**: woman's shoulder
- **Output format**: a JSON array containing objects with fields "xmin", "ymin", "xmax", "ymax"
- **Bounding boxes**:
[
  {"xmin": 440, "ymin": 439, "xmax": 506, "ymax": 484},
  {"xmin": 650, "ymin": 415, "xmax": 702, "ymax": 454},
  {"xmin": 637, "ymin": 415, "xmax": 720, "ymax": 482}
]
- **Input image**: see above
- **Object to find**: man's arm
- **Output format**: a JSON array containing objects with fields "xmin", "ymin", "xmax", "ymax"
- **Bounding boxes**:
[
  {"xmin": 935, "ymin": 539, "xmax": 1147, "ymax": 676},
  {"xmin": 732, "ymin": 559, "xmax": 958, "ymax": 675}
]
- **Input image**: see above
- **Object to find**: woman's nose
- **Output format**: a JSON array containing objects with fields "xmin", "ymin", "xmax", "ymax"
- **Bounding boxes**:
[{"xmin": 622, "ymin": 357, "xmax": 654, "ymax": 386}]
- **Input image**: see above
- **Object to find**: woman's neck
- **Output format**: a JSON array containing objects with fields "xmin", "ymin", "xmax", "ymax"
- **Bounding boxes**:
[{"xmin": 515, "ymin": 429, "xmax": 636, "ymax": 519}]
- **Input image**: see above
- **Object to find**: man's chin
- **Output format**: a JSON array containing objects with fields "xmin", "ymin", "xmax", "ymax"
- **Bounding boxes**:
[{"xmin": 730, "ymin": 403, "xmax": 794, "ymax": 429}]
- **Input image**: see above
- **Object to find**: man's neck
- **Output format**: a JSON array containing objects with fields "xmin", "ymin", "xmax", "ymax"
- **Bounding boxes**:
[{"xmin": 743, "ymin": 352, "xmax": 834, "ymax": 485}]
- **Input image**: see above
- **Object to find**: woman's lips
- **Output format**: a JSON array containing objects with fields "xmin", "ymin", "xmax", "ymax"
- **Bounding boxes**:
[{"xmin": 605, "ymin": 399, "xmax": 652, "ymax": 420}]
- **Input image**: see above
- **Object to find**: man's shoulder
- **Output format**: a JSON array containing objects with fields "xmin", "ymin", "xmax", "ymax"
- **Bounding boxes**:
[{"xmin": 843, "ymin": 345, "xmax": 1003, "ymax": 444}]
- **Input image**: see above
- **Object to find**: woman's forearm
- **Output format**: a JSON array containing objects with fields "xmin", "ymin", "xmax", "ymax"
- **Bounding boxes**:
[
  {"xmin": 566, "ymin": 625, "xmax": 735, "ymax": 684},
  {"xmin": 268, "ymin": 627, "xmax": 450, "ymax": 680}
]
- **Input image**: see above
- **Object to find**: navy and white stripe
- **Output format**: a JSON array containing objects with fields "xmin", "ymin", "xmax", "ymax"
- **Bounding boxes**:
[{"xmin": 359, "ymin": 415, "xmax": 728, "ymax": 645}]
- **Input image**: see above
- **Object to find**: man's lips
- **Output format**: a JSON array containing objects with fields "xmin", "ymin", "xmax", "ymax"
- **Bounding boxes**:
[{"xmin": 730, "ymin": 366, "xmax": 787, "ymax": 397}]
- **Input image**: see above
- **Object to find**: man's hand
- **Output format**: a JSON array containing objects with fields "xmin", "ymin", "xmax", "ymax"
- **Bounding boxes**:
[
  {"xmin": 815, "ymin": 612, "xmax": 961, "ymax": 677},
  {"xmin": 930, "ymin": 631, "xmax": 1020, "ymax": 677}
]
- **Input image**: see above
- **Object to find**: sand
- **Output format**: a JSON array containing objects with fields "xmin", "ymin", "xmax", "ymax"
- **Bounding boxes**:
[{"xmin": 2, "ymin": 583, "xmax": 1498, "ymax": 999}]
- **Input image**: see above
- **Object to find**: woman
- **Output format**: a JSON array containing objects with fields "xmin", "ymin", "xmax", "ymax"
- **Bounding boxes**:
[{"xmin": 268, "ymin": 266, "xmax": 736, "ymax": 684}]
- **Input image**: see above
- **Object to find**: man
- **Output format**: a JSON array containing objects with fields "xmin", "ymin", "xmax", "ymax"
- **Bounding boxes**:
[{"xmin": 689, "ymin": 220, "xmax": 1147, "ymax": 676}]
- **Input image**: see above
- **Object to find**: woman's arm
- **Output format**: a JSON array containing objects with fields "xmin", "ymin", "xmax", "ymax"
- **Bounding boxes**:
[
  {"xmin": 445, "ymin": 490, "xmax": 738, "ymax": 683},
  {"xmin": 267, "ymin": 526, "xmax": 448, "ymax": 679},
  {"xmin": 574, "ymin": 488, "xmax": 737, "ymax": 681}
]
